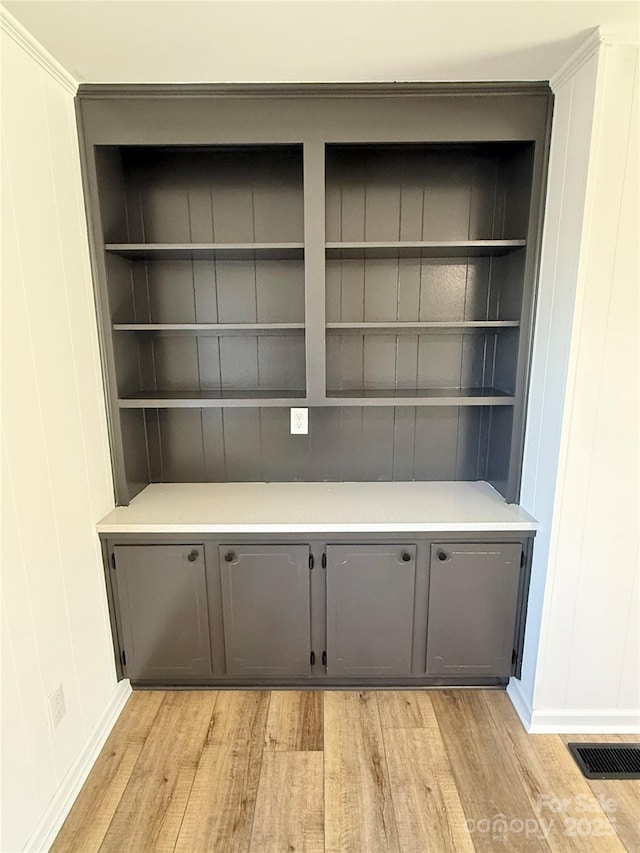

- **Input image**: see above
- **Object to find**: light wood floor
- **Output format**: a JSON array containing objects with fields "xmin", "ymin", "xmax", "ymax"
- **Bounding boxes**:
[{"xmin": 52, "ymin": 690, "xmax": 639, "ymax": 853}]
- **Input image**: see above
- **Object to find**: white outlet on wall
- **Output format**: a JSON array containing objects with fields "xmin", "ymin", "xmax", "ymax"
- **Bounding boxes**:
[
  {"xmin": 48, "ymin": 682, "xmax": 66, "ymax": 730},
  {"xmin": 290, "ymin": 407, "xmax": 308, "ymax": 435}
]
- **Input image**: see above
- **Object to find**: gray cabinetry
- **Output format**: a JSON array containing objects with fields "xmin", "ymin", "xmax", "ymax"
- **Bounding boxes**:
[
  {"xmin": 326, "ymin": 544, "xmax": 416, "ymax": 676},
  {"xmin": 426, "ymin": 542, "xmax": 522, "ymax": 676},
  {"xmin": 113, "ymin": 544, "xmax": 211, "ymax": 680},
  {"xmin": 219, "ymin": 544, "xmax": 311, "ymax": 676},
  {"xmin": 101, "ymin": 522, "xmax": 533, "ymax": 686}
]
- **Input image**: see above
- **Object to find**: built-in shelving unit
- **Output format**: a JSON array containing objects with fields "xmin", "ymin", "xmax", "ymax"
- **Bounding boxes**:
[
  {"xmin": 77, "ymin": 85, "xmax": 551, "ymax": 504},
  {"xmin": 97, "ymin": 145, "xmax": 307, "ymax": 418},
  {"xmin": 323, "ymin": 143, "xmax": 532, "ymax": 421}
]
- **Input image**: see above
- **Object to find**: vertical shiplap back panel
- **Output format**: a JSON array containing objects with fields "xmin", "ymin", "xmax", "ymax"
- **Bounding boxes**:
[
  {"xmin": 219, "ymin": 409, "xmax": 264, "ymax": 480},
  {"xmin": 413, "ymin": 409, "xmax": 460, "ymax": 480},
  {"xmin": 146, "ymin": 260, "xmax": 196, "ymax": 322},
  {"xmin": 202, "ymin": 410, "xmax": 227, "ymax": 481},
  {"xmin": 255, "ymin": 261, "xmax": 305, "ymax": 322},
  {"xmin": 147, "ymin": 406, "xmax": 502, "ymax": 484},
  {"xmin": 122, "ymin": 146, "xmax": 304, "ymax": 244},
  {"xmin": 156, "ymin": 408, "xmax": 206, "ymax": 481}
]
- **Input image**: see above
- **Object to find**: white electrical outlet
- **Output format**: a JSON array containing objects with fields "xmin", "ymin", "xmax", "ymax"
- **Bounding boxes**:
[
  {"xmin": 290, "ymin": 407, "xmax": 308, "ymax": 435},
  {"xmin": 48, "ymin": 682, "xmax": 66, "ymax": 730}
]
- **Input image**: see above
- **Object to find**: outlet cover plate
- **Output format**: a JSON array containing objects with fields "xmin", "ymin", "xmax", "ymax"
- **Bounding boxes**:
[
  {"xmin": 290, "ymin": 407, "xmax": 308, "ymax": 435},
  {"xmin": 48, "ymin": 682, "xmax": 66, "ymax": 729}
]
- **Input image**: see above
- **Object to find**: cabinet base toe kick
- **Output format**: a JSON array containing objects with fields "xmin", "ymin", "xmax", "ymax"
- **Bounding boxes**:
[
  {"xmin": 101, "ymin": 531, "xmax": 535, "ymax": 687},
  {"xmin": 130, "ymin": 676, "xmax": 511, "ymax": 689}
]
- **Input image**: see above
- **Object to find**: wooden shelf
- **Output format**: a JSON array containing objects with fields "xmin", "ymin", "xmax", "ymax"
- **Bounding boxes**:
[
  {"xmin": 105, "ymin": 243, "xmax": 305, "ymax": 260},
  {"xmin": 325, "ymin": 240, "xmax": 526, "ymax": 259},
  {"xmin": 325, "ymin": 388, "xmax": 515, "ymax": 407},
  {"xmin": 113, "ymin": 323, "xmax": 305, "ymax": 336},
  {"xmin": 119, "ymin": 390, "xmax": 307, "ymax": 408},
  {"xmin": 326, "ymin": 321, "xmax": 520, "ymax": 334}
]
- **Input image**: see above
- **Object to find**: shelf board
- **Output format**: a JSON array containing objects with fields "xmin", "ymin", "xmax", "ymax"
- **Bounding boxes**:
[
  {"xmin": 113, "ymin": 323, "xmax": 305, "ymax": 336},
  {"xmin": 119, "ymin": 388, "xmax": 515, "ymax": 408},
  {"xmin": 326, "ymin": 321, "xmax": 520, "ymax": 335},
  {"xmin": 325, "ymin": 240, "xmax": 526, "ymax": 259},
  {"xmin": 105, "ymin": 243, "xmax": 305, "ymax": 260},
  {"xmin": 325, "ymin": 388, "xmax": 516, "ymax": 407},
  {"xmin": 119, "ymin": 390, "xmax": 307, "ymax": 408}
]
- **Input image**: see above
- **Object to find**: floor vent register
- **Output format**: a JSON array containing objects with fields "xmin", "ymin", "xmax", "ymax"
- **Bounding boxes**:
[{"xmin": 568, "ymin": 743, "xmax": 640, "ymax": 779}]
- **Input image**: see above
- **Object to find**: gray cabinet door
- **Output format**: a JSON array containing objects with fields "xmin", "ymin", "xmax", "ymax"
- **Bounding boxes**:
[
  {"xmin": 113, "ymin": 544, "xmax": 212, "ymax": 680},
  {"xmin": 426, "ymin": 543, "xmax": 522, "ymax": 677},
  {"xmin": 220, "ymin": 545, "xmax": 310, "ymax": 676},
  {"xmin": 326, "ymin": 544, "xmax": 416, "ymax": 676}
]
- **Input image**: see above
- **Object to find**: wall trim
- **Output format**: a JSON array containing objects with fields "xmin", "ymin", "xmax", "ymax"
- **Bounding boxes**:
[
  {"xmin": 0, "ymin": 6, "xmax": 77, "ymax": 95},
  {"xmin": 509, "ymin": 680, "xmax": 640, "ymax": 734},
  {"xmin": 76, "ymin": 81, "xmax": 552, "ymax": 99},
  {"xmin": 528, "ymin": 709, "xmax": 640, "ymax": 734},
  {"xmin": 23, "ymin": 680, "xmax": 132, "ymax": 853},
  {"xmin": 550, "ymin": 29, "xmax": 602, "ymax": 91},
  {"xmin": 551, "ymin": 28, "xmax": 639, "ymax": 91},
  {"xmin": 507, "ymin": 678, "xmax": 533, "ymax": 730}
]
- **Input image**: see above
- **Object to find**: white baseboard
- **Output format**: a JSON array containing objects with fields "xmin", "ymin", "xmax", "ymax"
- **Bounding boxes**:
[
  {"xmin": 528, "ymin": 709, "xmax": 640, "ymax": 734},
  {"xmin": 24, "ymin": 679, "xmax": 132, "ymax": 853},
  {"xmin": 507, "ymin": 679, "xmax": 640, "ymax": 733},
  {"xmin": 507, "ymin": 678, "xmax": 533, "ymax": 730}
]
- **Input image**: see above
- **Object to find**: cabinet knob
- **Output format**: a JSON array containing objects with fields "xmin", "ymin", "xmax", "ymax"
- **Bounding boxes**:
[
  {"xmin": 224, "ymin": 551, "xmax": 235, "ymax": 563},
  {"xmin": 401, "ymin": 551, "xmax": 412, "ymax": 562},
  {"xmin": 437, "ymin": 550, "xmax": 448, "ymax": 561},
  {"xmin": 187, "ymin": 549, "xmax": 199, "ymax": 563}
]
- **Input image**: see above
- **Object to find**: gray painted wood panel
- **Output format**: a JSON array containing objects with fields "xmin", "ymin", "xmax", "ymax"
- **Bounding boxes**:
[
  {"xmin": 426, "ymin": 542, "xmax": 522, "ymax": 676},
  {"xmin": 77, "ymin": 88, "xmax": 551, "ymax": 504},
  {"xmin": 141, "ymin": 405, "xmax": 502, "ymax": 484},
  {"xmin": 326, "ymin": 544, "xmax": 416, "ymax": 676},
  {"xmin": 113, "ymin": 544, "xmax": 212, "ymax": 680},
  {"xmin": 325, "ymin": 145, "xmax": 525, "ymax": 243},
  {"xmin": 220, "ymin": 544, "xmax": 311, "ymax": 675}
]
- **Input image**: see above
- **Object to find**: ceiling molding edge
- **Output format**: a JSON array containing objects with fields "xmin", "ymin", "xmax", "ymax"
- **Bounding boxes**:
[
  {"xmin": 550, "ymin": 28, "xmax": 601, "ymax": 91},
  {"xmin": 551, "ymin": 27, "xmax": 638, "ymax": 92},
  {"xmin": 0, "ymin": 6, "xmax": 77, "ymax": 95},
  {"xmin": 76, "ymin": 81, "xmax": 552, "ymax": 98}
]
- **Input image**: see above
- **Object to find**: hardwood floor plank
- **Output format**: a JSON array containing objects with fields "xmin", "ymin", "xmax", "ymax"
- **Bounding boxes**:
[
  {"xmin": 264, "ymin": 690, "xmax": 323, "ymax": 751},
  {"xmin": 249, "ymin": 751, "xmax": 324, "ymax": 852},
  {"xmin": 431, "ymin": 690, "xmax": 554, "ymax": 852},
  {"xmin": 384, "ymin": 726, "xmax": 475, "ymax": 852},
  {"xmin": 174, "ymin": 690, "xmax": 270, "ymax": 853},
  {"xmin": 51, "ymin": 691, "xmax": 165, "ymax": 853},
  {"xmin": 98, "ymin": 691, "xmax": 217, "ymax": 853},
  {"xmin": 325, "ymin": 691, "xmax": 400, "ymax": 853},
  {"xmin": 376, "ymin": 689, "xmax": 437, "ymax": 728},
  {"xmin": 484, "ymin": 692, "xmax": 626, "ymax": 852},
  {"xmin": 560, "ymin": 734, "xmax": 640, "ymax": 852}
]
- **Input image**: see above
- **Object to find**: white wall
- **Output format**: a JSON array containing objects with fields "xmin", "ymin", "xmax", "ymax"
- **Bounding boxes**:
[
  {"xmin": 0, "ymin": 17, "xmax": 125, "ymax": 851},
  {"xmin": 512, "ymin": 36, "xmax": 639, "ymax": 732}
]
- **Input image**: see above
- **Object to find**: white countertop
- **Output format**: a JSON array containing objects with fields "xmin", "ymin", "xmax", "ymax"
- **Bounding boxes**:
[{"xmin": 96, "ymin": 481, "xmax": 538, "ymax": 534}]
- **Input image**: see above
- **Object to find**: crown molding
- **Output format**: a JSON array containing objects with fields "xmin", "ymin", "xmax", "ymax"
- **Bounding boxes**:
[
  {"xmin": 0, "ymin": 6, "xmax": 77, "ymax": 95},
  {"xmin": 76, "ymin": 81, "xmax": 551, "ymax": 99},
  {"xmin": 551, "ymin": 27, "xmax": 639, "ymax": 92},
  {"xmin": 550, "ymin": 29, "xmax": 602, "ymax": 91}
]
